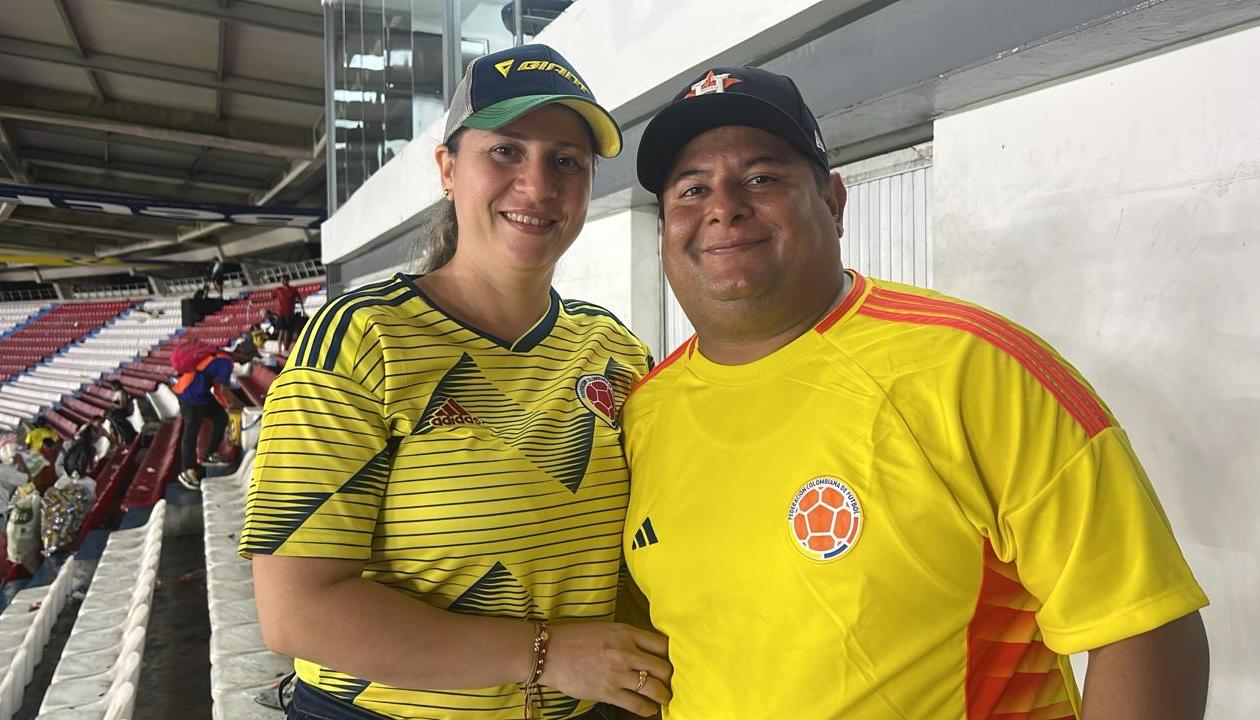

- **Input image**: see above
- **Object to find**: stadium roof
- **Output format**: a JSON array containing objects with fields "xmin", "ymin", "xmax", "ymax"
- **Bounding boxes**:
[{"xmin": 0, "ymin": 0, "xmax": 325, "ymax": 284}]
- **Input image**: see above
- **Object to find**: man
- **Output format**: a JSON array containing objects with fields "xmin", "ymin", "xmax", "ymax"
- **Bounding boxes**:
[
  {"xmin": 272, "ymin": 275, "xmax": 303, "ymax": 352},
  {"xmin": 622, "ymin": 67, "xmax": 1209, "ymax": 719},
  {"xmin": 175, "ymin": 341, "xmax": 256, "ymax": 490}
]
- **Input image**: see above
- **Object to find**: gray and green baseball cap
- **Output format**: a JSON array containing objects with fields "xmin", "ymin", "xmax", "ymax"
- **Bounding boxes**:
[{"xmin": 443, "ymin": 44, "xmax": 622, "ymax": 158}]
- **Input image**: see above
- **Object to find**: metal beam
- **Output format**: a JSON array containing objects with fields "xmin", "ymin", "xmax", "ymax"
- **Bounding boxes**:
[
  {"xmin": 0, "ymin": 226, "xmax": 308, "ymax": 282},
  {"xmin": 4, "ymin": 217, "xmax": 168, "ymax": 242},
  {"xmin": 0, "ymin": 119, "xmax": 28, "ymax": 224},
  {"xmin": 51, "ymin": 0, "xmax": 106, "ymax": 102},
  {"xmin": 25, "ymin": 167, "xmax": 252, "ymax": 205},
  {"xmin": 1, "ymin": 241, "xmax": 82, "ymax": 256},
  {"xmin": 214, "ymin": 19, "xmax": 227, "ymax": 118},
  {"xmin": 0, "ymin": 263, "xmax": 145, "ymax": 282},
  {"xmin": 0, "ymin": 36, "xmax": 324, "ymax": 106},
  {"xmin": 0, "ymin": 120, "xmax": 29, "ymax": 182},
  {"xmin": 96, "ymin": 133, "xmax": 326, "ymax": 257},
  {"xmin": 158, "ymin": 226, "xmax": 308, "ymax": 262},
  {"xmin": 111, "ymin": 0, "xmax": 323, "ymax": 38},
  {"xmin": 0, "ymin": 104, "xmax": 312, "ymax": 160},
  {"xmin": 255, "ymin": 133, "xmax": 326, "ymax": 206},
  {"xmin": 22, "ymin": 150, "xmax": 261, "ymax": 195}
]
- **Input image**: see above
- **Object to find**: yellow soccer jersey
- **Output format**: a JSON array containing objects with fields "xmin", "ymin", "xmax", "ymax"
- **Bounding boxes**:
[
  {"xmin": 623, "ymin": 272, "xmax": 1206, "ymax": 720},
  {"xmin": 239, "ymin": 274, "xmax": 652, "ymax": 719}
]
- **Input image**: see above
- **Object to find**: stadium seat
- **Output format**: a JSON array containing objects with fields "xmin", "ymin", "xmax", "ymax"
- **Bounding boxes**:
[
  {"xmin": 38, "ymin": 504, "xmax": 163, "ymax": 718},
  {"xmin": 0, "ymin": 558, "xmax": 79, "ymax": 720},
  {"xmin": 119, "ymin": 421, "xmax": 180, "ymax": 512}
]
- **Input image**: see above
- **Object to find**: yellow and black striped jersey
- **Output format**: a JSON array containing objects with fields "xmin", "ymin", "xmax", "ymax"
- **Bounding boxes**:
[{"xmin": 239, "ymin": 273, "xmax": 652, "ymax": 719}]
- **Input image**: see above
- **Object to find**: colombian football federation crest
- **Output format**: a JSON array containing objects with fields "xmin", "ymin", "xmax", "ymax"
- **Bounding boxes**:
[
  {"xmin": 685, "ymin": 70, "xmax": 742, "ymax": 98},
  {"xmin": 576, "ymin": 374, "xmax": 617, "ymax": 428},
  {"xmin": 787, "ymin": 476, "xmax": 862, "ymax": 561}
]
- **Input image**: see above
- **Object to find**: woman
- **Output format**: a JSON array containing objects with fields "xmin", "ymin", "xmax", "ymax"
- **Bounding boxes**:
[{"xmin": 241, "ymin": 45, "xmax": 671, "ymax": 720}]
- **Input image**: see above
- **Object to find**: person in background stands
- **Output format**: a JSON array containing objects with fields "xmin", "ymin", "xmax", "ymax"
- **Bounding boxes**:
[
  {"xmin": 272, "ymin": 275, "xmax": 303, "ymax": 353},
  {"xmin": 24, "ymin": 416, "xmax": 59, "ymax": 454},
  {"xmin": 250, "ymin": 323, "xmax": 270, "ymax": 351},
  {"xmin": 175, "ymin": 342, "xmax": 258, "ymax": 491},
  {"xmin": 105, "ymin": 379, "xmax": 138, "ymax": 445}
]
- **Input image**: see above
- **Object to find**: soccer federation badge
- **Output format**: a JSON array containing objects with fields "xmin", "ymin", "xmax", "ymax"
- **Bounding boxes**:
[
  {"xmin": 788, "ymin": 476, "xmax": 863, "ymax": 561},
  {"xmin": 576, "ymin": 374, "xmax": 617, "ymax": 428}
]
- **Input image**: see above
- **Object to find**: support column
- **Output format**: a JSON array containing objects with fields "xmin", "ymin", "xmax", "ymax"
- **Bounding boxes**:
[{"xmin": 629, "ymin": 208, "xmax": 664, "ymax": 361}]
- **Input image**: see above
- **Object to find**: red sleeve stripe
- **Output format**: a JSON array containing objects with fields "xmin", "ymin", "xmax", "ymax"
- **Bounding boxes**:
[
  {"xmin": 814, "ymin": 271, "xmax": 868, "ymax": 334},
  {"xmin": 630, "ymin": 335, "xmax": 695, "ymax": 395},
  {"xmin": 867, "ymin": 287, "xmax": 1111, "ymax": 437},
  {"xmin": 861, "ymin": 288, "xmax": 1111, "ymax": 437}
]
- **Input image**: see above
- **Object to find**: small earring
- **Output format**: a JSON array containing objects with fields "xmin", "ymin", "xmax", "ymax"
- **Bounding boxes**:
[{"xmin": 442, "ymin": 188, "xmax": 451, "ymax": 198}]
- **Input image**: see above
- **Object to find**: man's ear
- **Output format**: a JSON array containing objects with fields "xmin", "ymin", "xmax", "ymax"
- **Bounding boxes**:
[
  {"xmin": 826, "ymin": 170, "xmax": 847, "ymax": 238},
  {"xmin": 825, "ymin": 170, "xmax": 847, "ymax": 223}
]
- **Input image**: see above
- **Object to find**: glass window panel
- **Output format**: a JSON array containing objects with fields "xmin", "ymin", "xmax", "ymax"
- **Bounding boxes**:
[
  {"xmin": 359, "ymin": 0, "xmax": 386, "ymax": 178},
  {"xmin": 333, "ymin": 1, "xmax": 352, "ymax": 206},
  {"xmin": 411, "ymin": 0, "xmax": 445, "ymax": 139},
  {"xmin": 326, "ymin": 0, "xmax": 578, "ymax": 205},
  {"xmin": 383, "ymin": 1, "xmax": 415, "ymax": 164}
]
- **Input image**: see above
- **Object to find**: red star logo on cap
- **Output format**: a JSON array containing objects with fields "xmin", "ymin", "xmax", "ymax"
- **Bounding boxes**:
[{"xmin": 684, "ymin": 70, "xmax": 742, "ymax": 98}]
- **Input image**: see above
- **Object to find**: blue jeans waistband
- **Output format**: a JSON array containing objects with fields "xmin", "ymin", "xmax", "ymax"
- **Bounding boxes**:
[{"xmin": 287, "ymin": 679, "xmax": 614, "ymax": 720}]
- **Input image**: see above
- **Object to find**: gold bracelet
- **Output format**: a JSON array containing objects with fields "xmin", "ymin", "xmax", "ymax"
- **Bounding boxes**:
[{"xmin": 521, "ymin": 621, "xmax": 550, "ymax": 719}]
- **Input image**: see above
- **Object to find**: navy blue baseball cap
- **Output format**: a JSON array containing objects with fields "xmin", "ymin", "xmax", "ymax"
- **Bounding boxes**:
[
  {"xmin": 637, "ymin": 66, "xmax": 829, "ymax": 194},
  {"xmin": 444, "ymin": 44, "xmax": 622, "ymax": 158}
]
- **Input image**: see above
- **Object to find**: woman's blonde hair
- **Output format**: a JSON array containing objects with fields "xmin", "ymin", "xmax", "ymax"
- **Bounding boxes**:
[
  {"xmin": 408, "ymin": 131, "xmax": 463, "ymax": 274},
  {"xmin": 409, "ymin": 197, "xmax": 458, "ymax": 274}
]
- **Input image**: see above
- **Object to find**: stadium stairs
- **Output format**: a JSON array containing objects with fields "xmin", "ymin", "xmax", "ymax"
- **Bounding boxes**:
[{"xmin": 0, "ymin": 280, "xmax": 325, "ymax": 718}]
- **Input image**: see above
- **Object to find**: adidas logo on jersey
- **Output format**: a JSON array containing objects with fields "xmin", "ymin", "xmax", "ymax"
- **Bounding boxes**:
[
  {"xmin": 430, "ymin": 398, "xmax": 484, "ymax": 427},
  {"xmin": 631, "ymin": 517, "xmax": 658, "ymax": 550}
]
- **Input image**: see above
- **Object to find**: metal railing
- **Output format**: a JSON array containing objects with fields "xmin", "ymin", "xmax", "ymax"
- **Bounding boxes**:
[
  {"xmin": 0, "ymin": 259, "xmax": 325, "ymax": 307},
  {"xmin": 0, "ymin": 288, "xmax": 57, "ymax": 301},
  {"xmin": 163, "ymin": 271, "xmax": 248, "ymax": 297},
  {"xmin": 70, "ymin": 282, "xmax": 153, "ymax": 300},
  {"xmin": 254, "ymin": 259, "xmax": 324, "ymax": 286}
]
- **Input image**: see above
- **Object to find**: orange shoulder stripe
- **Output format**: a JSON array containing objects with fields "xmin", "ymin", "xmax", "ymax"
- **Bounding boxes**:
[
  {"xmin": 630, "ymin": 335, "xmax": 695, "ymax": 396},
  {"xmin": 815, "ymin": 272, "xmax": 868, "ymax": 334},
  {"xmin": 861, "ymin": 287, "xmax": 1110, "ymax": 437}
]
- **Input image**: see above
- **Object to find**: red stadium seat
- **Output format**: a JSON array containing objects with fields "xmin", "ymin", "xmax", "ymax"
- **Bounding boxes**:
[{"xmin": 120, "ymin": 419, "xmax": 181, "ymax": 512}]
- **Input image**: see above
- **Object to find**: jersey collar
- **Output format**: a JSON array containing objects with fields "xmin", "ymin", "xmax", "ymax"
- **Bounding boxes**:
[{"xmin": 408, "ymin": 274, "xmax": 561, "ymax": 353}]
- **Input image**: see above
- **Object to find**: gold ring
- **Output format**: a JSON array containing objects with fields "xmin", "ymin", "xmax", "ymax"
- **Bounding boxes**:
[{"xmin": 634, "ymin": 669, "xmax": 649, "ymax": 692}]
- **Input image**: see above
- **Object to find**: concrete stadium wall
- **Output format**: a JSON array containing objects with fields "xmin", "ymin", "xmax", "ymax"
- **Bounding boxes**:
[{"xmin": 933, "ymin": 25, "xmax": 1260, "ymax": 717}]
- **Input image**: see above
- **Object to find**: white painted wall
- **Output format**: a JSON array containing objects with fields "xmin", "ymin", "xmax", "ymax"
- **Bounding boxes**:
[
  {"xmin": 554, "ymin": 211, "xmax": 633, "ymax": 325},
  {"xmin": 555, "ymin": 208, "xmax": 663, "ymax": 359},
  {"xmin": 839, "ymin": 143, "xmax": 934, "ymax": 287},
  {"xmin": 934, "ymin": 26, "xmax": 1260, "ymax": 718}
]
